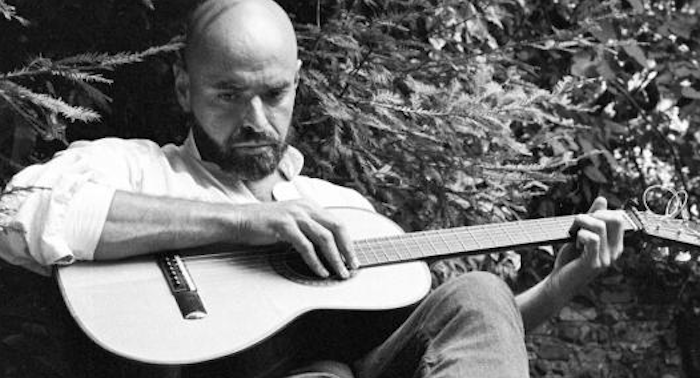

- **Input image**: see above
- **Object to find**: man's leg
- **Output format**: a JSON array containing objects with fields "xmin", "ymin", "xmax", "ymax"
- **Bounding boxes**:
[{"xmin": 354, "ymin": 271, "xmax": 528, "ymax": 378}]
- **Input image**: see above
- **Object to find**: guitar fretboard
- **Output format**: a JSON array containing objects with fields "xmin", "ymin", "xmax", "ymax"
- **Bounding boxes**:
[{"xmin": 354, "ymin": 212, "xmax": 637, "ymax": 267}]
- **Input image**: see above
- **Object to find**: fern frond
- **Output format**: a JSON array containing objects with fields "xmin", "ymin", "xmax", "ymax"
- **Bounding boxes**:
[
  {"xmin": 372, "ymin": 90, "xmax": 403, "ymax": 105},
  {"xmin": 371, "ymin": 102, "xmax": 449, "ymax": 117},
  {"xmin": 73, "ymin": 80, "xmax": 112, "ymax": 111},
  {"xmin": 552, "ymin": 76, "xmax": 576, "ymax": 95},
  {"xmin": 0, "ymin": 87, "xmax": 48, "ymax": 134},
  {"xmin": 100, "ymin": 42, "xmax": 184, "ymax": 67},
  {"xmin": 50, "ymin": 69, "xmax": 113, "ymax": 84},
  {"xmin": 57, "ymin": 41, "xmax": 183, "ymax": 68},
  {"xmin": 2, "ymin": 81, "xmax": 100, "ymax": 122},
  {"xmin": 319, "ymin": 93, "xmax": 354, "ymax": 121},
  {"xmin": 0, "ymin": 0, "xmax": 29, "ymax": 26},
  {"xmin": 302, "ymin": 69, "xmax": 329, "ymax": 87},
  {"xmin": 481, "ymin": 168, "xmax": 571, "ymax": 183},
  {"xmin": 481, "ymin": 163, "xmax": 548, "ymax": 172},
  {"xmin": 324, "ymin": 34, "xmax": 361, "ymax": 51},
  {"xmin": 404, "ymin": 76, "xmax": 439, "ymax": 96},
  {"xmin": 368, "ymin": 66, "xmax": 394, "ymax": 87}
]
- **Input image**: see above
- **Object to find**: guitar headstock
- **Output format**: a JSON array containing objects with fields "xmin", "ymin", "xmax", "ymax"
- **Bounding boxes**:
[{"xmin": 629, "ymin": 208, "xmax": 700, "ymax": 249}]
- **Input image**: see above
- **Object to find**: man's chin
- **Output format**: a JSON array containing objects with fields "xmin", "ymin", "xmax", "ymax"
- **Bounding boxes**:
[{"xmin": 218, "ymin": 154, "xmax": 279, "ymax": 180}]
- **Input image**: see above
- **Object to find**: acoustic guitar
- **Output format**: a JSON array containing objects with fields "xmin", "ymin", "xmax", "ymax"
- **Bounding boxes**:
[{"xmin": 56, "ymin": 207, "xmax": 700, "ymax": 366}]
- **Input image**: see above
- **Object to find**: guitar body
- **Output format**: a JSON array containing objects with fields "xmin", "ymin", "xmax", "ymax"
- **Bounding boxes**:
[{"xmin": 57, "ymin": 207, "xmax": 432, "ymax": 365}]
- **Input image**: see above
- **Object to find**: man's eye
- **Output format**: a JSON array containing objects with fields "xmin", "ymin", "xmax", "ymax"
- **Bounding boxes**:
[
  {"xmin": 217, "ymin": 92, "xmax": 241, "ymax": 102},
  {"xmin": 265, "ymin": 89, "xmax": 286, "ymax": 102}
]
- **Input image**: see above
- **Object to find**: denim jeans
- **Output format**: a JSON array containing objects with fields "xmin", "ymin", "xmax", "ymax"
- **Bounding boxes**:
[{"xmin": 288, "ymin": 272, "xmax": 529, "ymax": 378}]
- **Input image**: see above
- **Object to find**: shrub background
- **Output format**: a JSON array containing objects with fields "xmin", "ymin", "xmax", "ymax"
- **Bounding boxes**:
[{"xmin": 0, "ymin": 0, "xmax": 699, "ymax": 376}]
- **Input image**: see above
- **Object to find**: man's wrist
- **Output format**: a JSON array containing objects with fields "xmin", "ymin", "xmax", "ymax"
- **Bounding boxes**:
[{"xmin": 547, "ymin": 262, "xmax": 598, "ymax": 305}]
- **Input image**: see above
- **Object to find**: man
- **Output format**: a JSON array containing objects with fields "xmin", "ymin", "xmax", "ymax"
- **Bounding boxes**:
[{"xmin": 0, "ymin": 0, "xmax": 625, "ymax": 377}]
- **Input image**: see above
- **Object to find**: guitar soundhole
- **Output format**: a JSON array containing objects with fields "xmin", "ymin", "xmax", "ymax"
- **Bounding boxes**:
[{"xmin": 270, "ymin": 250, "xmax": 352, "ymax": 286}]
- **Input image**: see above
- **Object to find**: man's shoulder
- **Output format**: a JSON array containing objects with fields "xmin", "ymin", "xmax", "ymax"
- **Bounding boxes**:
[
  {"xmin": 64, "ymin": 137, "xmax": 164, "ymax": 155},
  {"xmin": 291, "ymin": 176, "xmax": 375, "ymax": 212}
]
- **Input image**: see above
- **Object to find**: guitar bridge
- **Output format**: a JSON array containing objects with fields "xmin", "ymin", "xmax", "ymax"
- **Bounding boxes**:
[{"xmin": 158, "ymin": 253, "xmax": 207, "ymax": 320}]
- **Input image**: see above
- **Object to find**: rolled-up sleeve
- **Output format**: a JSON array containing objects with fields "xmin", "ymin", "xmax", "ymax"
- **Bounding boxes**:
[{"xmin": 0, "ymin": 138, "xmax": 151, "ymax": 275}]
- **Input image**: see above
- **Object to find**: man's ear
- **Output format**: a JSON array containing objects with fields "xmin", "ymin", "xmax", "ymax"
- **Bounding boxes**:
[
  {"xmin": 173, "ymin": 60, "xmax": 191, "ymax": 112},
  {"xmin": 293, "ymin": 59, "xmax": 302, "ymax": 87}
]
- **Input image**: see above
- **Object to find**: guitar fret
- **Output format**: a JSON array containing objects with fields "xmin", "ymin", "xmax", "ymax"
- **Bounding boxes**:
[
  {"xmin": 509, "ymin": 221, "xmax": 531, "ymax": 244},
  {"xmin": 424, "ymin": 233, "xmax": 439, "ymax": 256},
  {"xmin": 387, "ymin": 237, "xmax": 401, "ymax": 262},
  {"xmin": 355, "ymin": 214, "xmax": 588, "ymax": 268},
  {"xmin": 369, "ymin": 239, "xmax": 381, "ymax": 264},
  {"xmin": 452, "ymin": 228, "xmax": 473, "ymax": 252},
  {"xmin": 472, "ymin": 225, "xmax": 497, "ymax": 249},
  {"xmin": 464, "ymin": 227, "xmax": 482, "ymax": 250},
  {"xmin": 518, "ymin": 222, "xmax": 532, "ymax": 243},
  {"xmin": 437, "ymin": 231, "xmax": 454, "ymax": 256},
  {"xmin": 498, "ymin": 223, "xmax": 515, "ymax": 246},
  {"xmin": 445, "ymin": 232, "xmax": 468, "ymax": 252},
  {"xmin": 356, "ymin": 239, "xmax": 372, "ymax": 265},
  {"xmin": 407, "ymin": 233, "xmax": 423, "ymax": 259},
  {"xmin": 377, "ymin": 237, "xmax": 391, "ymax": 263}
]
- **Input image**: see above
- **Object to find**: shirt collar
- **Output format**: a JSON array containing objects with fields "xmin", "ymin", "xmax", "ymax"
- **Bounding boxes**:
[{"xmin": 182, "ymin": 130, "xmax": 305, "ymax": 180}]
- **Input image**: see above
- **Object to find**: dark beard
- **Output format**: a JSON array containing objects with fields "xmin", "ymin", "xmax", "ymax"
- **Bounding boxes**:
[{"xmin": 190, "ymin": 118, "xmax": 291, "ymax": 181}]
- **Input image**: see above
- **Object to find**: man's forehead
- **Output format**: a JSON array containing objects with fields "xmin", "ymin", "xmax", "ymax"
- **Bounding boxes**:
[
  {"xmin": 204, "ymin": 71, "xmax": 295, "ymax": 89},
  {"xmin": 186, "ymin": 0, "xmax": 297, "ymax": 65}
]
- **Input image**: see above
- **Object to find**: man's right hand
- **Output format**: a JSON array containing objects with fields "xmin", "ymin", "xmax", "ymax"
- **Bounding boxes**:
[{"xmin": 229, "ymin": 200, "xmax": 358, "ymax": 279}]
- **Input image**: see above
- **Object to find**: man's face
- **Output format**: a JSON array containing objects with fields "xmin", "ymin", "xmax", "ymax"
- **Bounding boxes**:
[{"xmin": 175, "ymin": 30, "xmax": 301, "ymax": 181}]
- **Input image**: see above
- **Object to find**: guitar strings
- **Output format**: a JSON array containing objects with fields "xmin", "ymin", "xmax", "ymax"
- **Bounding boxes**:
[
  {"xmin": 182, "ymin": 215, "xmax": 581, "ymax": 267},
  {"xmin": 184, "ymin": 188, "xmax": 698, "ymax": 270},
  {"xmin": 643, "ymin": 184, "xmax": 700, "ymax": 240},
  {"xmin": 642, "ymin": 184, "xmax": 689, "ymax": 219}
]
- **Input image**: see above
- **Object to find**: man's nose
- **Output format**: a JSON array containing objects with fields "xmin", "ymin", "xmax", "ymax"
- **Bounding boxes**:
[{"xmin": 242, "ymin": 95, "xmax": 268, "ymax": 132}]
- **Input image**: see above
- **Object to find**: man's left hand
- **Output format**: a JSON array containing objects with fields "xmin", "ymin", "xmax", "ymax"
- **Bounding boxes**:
[{"xmin": 551, "ymin": 196, "xmax": 626, "ymax": 292}]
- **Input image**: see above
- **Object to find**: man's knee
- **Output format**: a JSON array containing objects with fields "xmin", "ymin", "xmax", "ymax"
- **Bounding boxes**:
[
  {"xmin": 429, "ymin": 271, "xmax": 521, "ymax": 328},
  {"xmin": 439, "ymin": 271, "xmax": 513, "ymax": 304}
]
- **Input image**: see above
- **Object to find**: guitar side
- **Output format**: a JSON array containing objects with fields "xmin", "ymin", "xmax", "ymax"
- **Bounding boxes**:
[{"xmin": 56, "ymin": 208, "xmax": 432, "ymax": 365}]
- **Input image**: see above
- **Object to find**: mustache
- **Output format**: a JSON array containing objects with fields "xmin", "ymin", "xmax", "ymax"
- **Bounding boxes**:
[{"xmin": 228, "ymin": 127, "xmax": 280, "ymax": 146}]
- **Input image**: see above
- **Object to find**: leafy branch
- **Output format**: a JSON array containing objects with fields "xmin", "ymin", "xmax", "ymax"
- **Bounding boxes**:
[
  {"xmin": 0, "ymin": 40, "xmax": 183, "ymax": 142},
  {"xmin": 0, "ymin": 0, "xmax": 28, "ymax": 26}
]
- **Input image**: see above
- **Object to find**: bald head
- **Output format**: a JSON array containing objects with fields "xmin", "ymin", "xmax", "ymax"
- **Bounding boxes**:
[
  {"xmin": 173, "ymin": 0, "xmax": 301, "ymax": 181},
  {"xmin": 184, "ymin": 0, "xmax": 298, "ymax": 71}
]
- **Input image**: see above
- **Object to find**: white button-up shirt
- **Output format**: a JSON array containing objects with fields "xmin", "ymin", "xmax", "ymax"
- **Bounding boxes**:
[{"xmin": 0, "ymin": 135, "xmax": 373, "ymax": 275}]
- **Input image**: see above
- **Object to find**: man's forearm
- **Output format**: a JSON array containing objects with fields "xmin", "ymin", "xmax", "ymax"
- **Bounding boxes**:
[
  {"xmin": 515, "ymin": 265, "xmax": 593, "ymax": 332},
  {"xmin": 94, "ymin": 190, "xmax": 233, "ymax": 260},
  {"xmin": 515, "ymin": 276, "xmax": 564, "ymax": 333}
]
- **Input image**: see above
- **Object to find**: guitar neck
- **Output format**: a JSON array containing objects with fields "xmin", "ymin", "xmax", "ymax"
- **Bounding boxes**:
[{"xmin": 355, "ymin": 210, "xmax": 639, "ymax": 268}]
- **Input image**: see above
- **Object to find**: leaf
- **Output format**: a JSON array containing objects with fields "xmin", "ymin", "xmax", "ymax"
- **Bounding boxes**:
[
  {"xmin": 681, "ymin": 87, "xmax": 700, "ymax": 100},
  {"xmin": 587, "ymin": 20, "xmax": 617, "ymax": 43},
  {"xmin": 0, "ymin": 0, "xmax": 29, "ymax": 26},
  {"xmin": 58, "ymin": 41, "xmax": 183, "ymax": 68},
  {"xmin": 141, "ymin": 0, "xmax": 155, "ymax": 11},
  {"xmin": 571, "ymin": 50, "xmax": 598, "ymax": 77},
  {"xmin": 603, "ymin": 120, "xmax": 627, "ymax": 135},
  {"xmin": 583, "ymin": 165, "xmax": 608, "ymax": 183},
  {"xmin": 621, "ymin": 40, "xmax": 648, "ymax": 68},
  {"xmin": 2, "ymin": 81, "xmax": 101, "ymax": 122},
  {"xmin": 595, "ymin": 57, "xmax": 618, "ymax": 82},
  {"xmin": 51, "ymin": 69, "xmax": 112, "ymax": 84}
]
